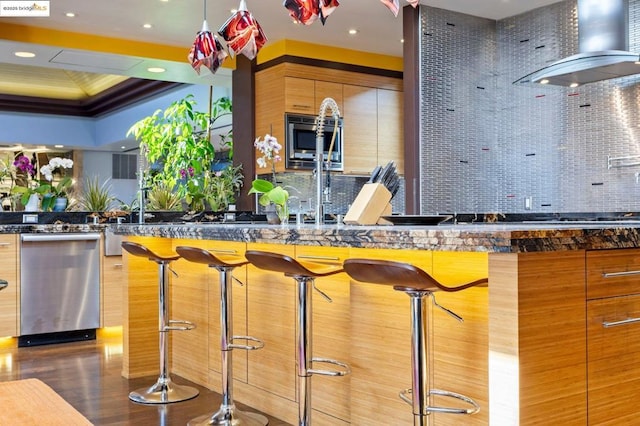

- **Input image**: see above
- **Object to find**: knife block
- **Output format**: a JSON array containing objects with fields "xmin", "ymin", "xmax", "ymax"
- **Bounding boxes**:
[{"xmin": 344, "ymin": 183, "xmax": 392, "ymax": 225}]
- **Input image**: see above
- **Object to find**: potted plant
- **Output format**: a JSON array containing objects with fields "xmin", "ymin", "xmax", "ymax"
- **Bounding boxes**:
[
  {"xmin": 248, "ymin": 134, "xmax": 289, "ymax": 224},
  {"xmin": 78, "ymin": 176, "xmax": 115, "ymax": 213},
  {"xmin": 38, "ymin": 157, "xmax": 74, "ymax": 212},
  {"xmin": 147, "ymin": 181, "xmax": 182, "ymax": 211},
  {"xmin": 127, "ymin": 95, "xmax": 231, "ymax": 208}
]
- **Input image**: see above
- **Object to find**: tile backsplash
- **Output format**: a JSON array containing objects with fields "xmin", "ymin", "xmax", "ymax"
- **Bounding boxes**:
[{"xmin": 419, "ymin": 0, "xmax": 640, "ymax": 214}]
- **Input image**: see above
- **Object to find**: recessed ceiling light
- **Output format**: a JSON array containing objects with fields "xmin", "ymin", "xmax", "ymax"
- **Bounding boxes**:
[
  {"xmin": 54, "ymin": 145, "xmax": 64, "ymax": 148},
  {"xmin": 121, "ymin": 146, "xmax": 126, "ymax": 149},
  {"xmin": 65, "ymin": 12, "xmax": 75, "ymax": 17},
  {"xmin": 400, "ymin": 38, "xmax": 405, "ymax": 43},
  {"xmin": 143, "ymin": 23, "xmax": 152, "ymax": 29},
  {"xmin": 230, "ymin": 8, "xmax": 237, "ymax": 13},
  {"xmin": 569, "ymin": 82, "xmax": 579, "ymax": 88},
  {"xmin": 348, "ymin": 29, "xmax": 358, "ymax": 35},
  {"xmin": 14, "ymin": 51, "xmax": 35, "ymax": 58},
  {"xmin": 539, "ymin": 79, "xmax": 550, "ymax": 85},
  {"xmin": 160, "ymin": 0, "xmax": 169, "ymax": 2},
  {"xmin": 147, "ymin": 67, "xmax": 166, "ymax": 73}
]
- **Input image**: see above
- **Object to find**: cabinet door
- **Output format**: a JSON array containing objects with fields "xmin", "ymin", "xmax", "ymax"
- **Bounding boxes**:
[
  {"xmin": 102, "ymin": 255, "xmax": 124, "ymax": 327},
  {"xmin": 285, "ymin": 77, "xmax": 315, "ymax": 114},
  {"xmin": 255, "ymin": 67, "xmax": 286, "ymax": 173},
  {"xmin": 588, "ymin": 294, "xmax": 640, "ymax": 425},
  {"xmin": 0, "ymin": 234, "xmax": 18, "ymax": 337},
  {"xmin": 377, "ymin": 88, "xmax": 404, "ymax": 175},
  {"xmin": 343, "ymin": 84, "xmax": 378, "ymax": 174},
  {"xmin": 315, "ymin": 81, "xmax": 343, "ymax": 116},
  {"xmin": 587, "ymin": 249, "xmax": 640, "ymax": 300}
]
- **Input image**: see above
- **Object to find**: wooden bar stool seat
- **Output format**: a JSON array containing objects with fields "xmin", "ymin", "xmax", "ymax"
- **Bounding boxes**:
[
  {"xmin": 343, "ymin": 258, "xmax": 487, "ymax": 426},
  {"xmin": 245, "ymin": 250, "xmax": 350, "ymax": 426},
  {"xmin": 176, "ymin": 246, "xmax": 268, "ymax": 426},
  {"xmin": 121, "ymin": 241, "xmax": 199, "ymax": 405}
]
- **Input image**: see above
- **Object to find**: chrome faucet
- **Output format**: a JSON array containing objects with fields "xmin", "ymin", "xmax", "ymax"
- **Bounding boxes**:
[
  {"xmin": 138, "ymin": 145, "xmax": 148, "ymax": 224},
  {"xmin": 315, "ymin": 97, "xmax": 341, "ymax": 226}
]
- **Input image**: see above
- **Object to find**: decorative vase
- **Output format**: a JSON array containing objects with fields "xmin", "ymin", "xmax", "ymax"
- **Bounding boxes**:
[
  {"xmin": 24, "ymin": 193, "xmax": 39, "ymax": 212},
  {"xmin": 265, "ymin": 204, "xmax": 280, "ymax": 225},
  {"xmin": 275, "ymin": 203, "xmax": 289, "ymax": 225},
  {"xmin": 53, "ymin": 197, "xmax": 68, "ymax": 212}
]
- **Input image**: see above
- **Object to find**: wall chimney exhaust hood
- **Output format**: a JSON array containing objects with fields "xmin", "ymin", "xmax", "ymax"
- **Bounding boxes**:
[{"xmin": 514, "ymin": 0, "xmax": 640, "ymax": 87}]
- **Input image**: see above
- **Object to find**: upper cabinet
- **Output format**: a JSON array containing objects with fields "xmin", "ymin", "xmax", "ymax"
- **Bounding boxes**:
[
  {"xmin": 255, "ymin": 63, "xmax": 402, "ymax": 175},
  {"xmin": 284, "ymin": 77, "xmax": 344, "ymax": 115}
]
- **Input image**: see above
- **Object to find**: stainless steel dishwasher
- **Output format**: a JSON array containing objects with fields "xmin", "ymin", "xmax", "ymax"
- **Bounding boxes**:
[{"xmin": 20, "ymin": 233, "xmax": 100, "ymax": 346}]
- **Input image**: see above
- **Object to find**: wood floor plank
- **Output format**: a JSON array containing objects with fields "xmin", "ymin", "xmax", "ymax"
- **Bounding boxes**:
[{"xmin": 0, "ymin": 331, "xmax": 289, "ymax": 425}]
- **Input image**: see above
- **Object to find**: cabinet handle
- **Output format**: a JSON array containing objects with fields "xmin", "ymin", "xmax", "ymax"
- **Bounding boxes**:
[
  {"xmin": 292, "ymin": 104, "xmax": 311, "ymax": 109},
  {"xmin": 208, "ymin": 249, "xmax": 238, "ymax": 255},
  {"xmin": 0, "ymin": 242, "xmax": 10, "ymax": 246},
  {"xmin": 297, "ymin": 255, "xmax": 341, "ymax": 261},
  {"xmin": 603, "ymin": 317, "xmax": 640, "ymax": 328},
  {"xmin": 113, "ymin": 263, "xmax": 123, "ymax": 268},
  {"xmin": 602, "ymin": 270, "xmax": 640, "ymax": 278}
]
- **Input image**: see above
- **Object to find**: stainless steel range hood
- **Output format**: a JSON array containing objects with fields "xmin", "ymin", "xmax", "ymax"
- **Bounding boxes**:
[{"xmin": 514, "ymin": 0, "xmax": 640, "ymax": 87}]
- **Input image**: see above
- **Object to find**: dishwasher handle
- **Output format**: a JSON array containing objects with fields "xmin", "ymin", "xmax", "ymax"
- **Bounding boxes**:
[{"xmin": 21, "ymin": 233, "xmax": 101, "ymax": 242}]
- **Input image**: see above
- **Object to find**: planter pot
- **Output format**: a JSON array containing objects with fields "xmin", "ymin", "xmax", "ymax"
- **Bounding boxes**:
[
  {"xmin": 53, "ymin": 197, "xmax": 68, "ymax": 212},
  {"xmin": 24, "ymin": 194, "xmax": 39, "ymax": 212},
  {"xmin": 265, "ymin": 204, "xmax": 280, "ymax": 225}
]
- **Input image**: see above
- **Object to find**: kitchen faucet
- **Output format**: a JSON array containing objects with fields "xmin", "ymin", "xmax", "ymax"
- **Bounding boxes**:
[
  {"xmin": 315, "ymin": 97, "xmax": 340, "ymax": 226},
  {"xmin": 138, "ymin": 145, "xmax": 148, "ymax": 224}
]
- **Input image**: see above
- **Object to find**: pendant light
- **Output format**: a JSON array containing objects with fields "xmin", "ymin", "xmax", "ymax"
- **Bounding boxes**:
[
  {"xmin": 218, "ymin": 0, "xmax": 267, "ymax": 61},
  {"xmin": 188, "ymin": 0, "xmax": 228, "ymax": 75}
]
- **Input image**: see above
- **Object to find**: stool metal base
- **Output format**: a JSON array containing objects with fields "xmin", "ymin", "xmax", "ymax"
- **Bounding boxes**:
[
  {"xmin": 129, "ymin": 378, "xmax": 199, "ymax": 404},
  {"xmin": 188, "ymin": 405, "xmax": 269, "ymax": 425}
]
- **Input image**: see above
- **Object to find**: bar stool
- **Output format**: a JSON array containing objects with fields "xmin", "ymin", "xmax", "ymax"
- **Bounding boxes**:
[
  {"xmin": 244, "ymin": 250, "xmax": 350, "ymax": 426},
  {"xmin": 343, "ymin": 258, "xmax": 486, "ymax": 426},
  {"xmin": 175, "ymin": 246, "xmax": 268, "ymax": 426},
  {"xmin": 0, "ymin": 279, "xmax": 7, "ymax": 291},
  {"xmin": 121, "ymin": 241, "xmax": 199, "ymax": 404}
]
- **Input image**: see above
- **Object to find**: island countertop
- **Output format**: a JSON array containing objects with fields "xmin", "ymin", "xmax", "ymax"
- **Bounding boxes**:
[{"xmin": 111, "ymin": 221, "xmax": 640, "ymax": 253}]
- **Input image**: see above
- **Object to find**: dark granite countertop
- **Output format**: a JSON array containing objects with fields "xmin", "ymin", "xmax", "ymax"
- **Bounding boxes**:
[
  {"xmin": 110, "ymin": 221, "xmax": 640, "ymax": 253},
  {"xmin": 0, "ymin": 223, "xmax": 106, "ymax": 234}
]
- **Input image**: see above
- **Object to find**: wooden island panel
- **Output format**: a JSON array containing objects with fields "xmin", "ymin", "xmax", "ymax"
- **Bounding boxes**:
[
  {"xmin": 122, "ymin": 236, "xmax": 174, "ymax": 379},
  {"xmin": 489, "ymin": 251, "xmax": 587, "ymax": 425},
  {"xmin": 0, "ymin": 234, "xmax": 18, "ymax": 337}
]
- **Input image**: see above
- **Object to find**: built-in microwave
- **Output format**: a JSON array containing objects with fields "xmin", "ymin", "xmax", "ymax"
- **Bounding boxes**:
[{"xmin": 285, "ymin": 113, "xmax": 344, "ymax": 171}]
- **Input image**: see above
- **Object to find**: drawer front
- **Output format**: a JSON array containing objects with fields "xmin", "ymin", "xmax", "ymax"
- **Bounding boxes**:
[
  {"xmin": 587, "ymin": 249, "xmax": 640, "ymax": 299},
  {"xmin": 588, "ymin": 294, "xmax": 640, "ymax": 425}
]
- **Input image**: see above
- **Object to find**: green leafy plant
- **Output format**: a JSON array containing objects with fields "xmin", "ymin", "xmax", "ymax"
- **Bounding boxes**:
[
  {"xmin": 79, "ymin": 176, "xmax": 115, "ymax": 212},
  {"xmin": 147, "ymin": 182, "xmax": 182, "ymax": 211},
  {"xmin": 206, "ymin": 164, "xmax": 243, "ymax": 211},
  {"xmin": 127, "ymin": 94, "xmax": 215, "ymax": 195}
]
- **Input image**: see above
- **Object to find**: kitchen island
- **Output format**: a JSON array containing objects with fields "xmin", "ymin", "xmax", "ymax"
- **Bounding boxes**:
[{"xmin": 114, "ymin": 221, "xmax": 640, "ymax": 425}]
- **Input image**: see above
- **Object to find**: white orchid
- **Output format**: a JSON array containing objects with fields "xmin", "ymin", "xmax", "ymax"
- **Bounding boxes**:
[{"xmin": 41, "ymin": 157, "xmax": 73, "ymax": 181}]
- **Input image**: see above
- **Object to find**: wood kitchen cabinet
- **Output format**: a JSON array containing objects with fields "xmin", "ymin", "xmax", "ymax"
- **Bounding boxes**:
[
  {"xmin": 586, "ymin": 248, "xmax": 640, "ymax": 425},
  {"xmin": 255, "ymin": 62, "xmax": 401, "ymax": 175},
  {"xmin": 343, "ymin": 85, "xmax": 404, "ymax": 175},
  {"xmin": 343, "ymin": 84, "xmax": 378, "ymax": 174},
  {"xmin": 102, "ymin": 255, "xmax": 124, "ymax": 327},
  {"xmin": 0, "ymin": 234, "xmax": 18, "ymax": 337}
]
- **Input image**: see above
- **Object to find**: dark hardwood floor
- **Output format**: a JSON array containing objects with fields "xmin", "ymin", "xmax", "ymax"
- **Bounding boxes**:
[{"xmin": 0, "ymin": 330, "xmax": 290, "ymax": 425}]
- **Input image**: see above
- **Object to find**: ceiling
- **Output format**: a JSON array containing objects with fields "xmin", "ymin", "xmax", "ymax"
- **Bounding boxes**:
[{"xmin": 0, "ymin": 0, "xmax": 562, "ymax": 104}]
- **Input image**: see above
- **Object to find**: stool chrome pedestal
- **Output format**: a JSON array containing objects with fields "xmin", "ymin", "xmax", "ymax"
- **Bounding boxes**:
[
  {"xmin": 343, "ymin": 258, "xmax": 486, "ymax": 426},
  {"xmin": 121, "ymin": 241, "xmax": 199, "ymax": 404},
  {"xmin": 245, "ymin": 250, "xmax": 350, "ymax": 426},
  {"xmin": 176, "ymin": 246, "xmax": 268, "ymax": 426}
]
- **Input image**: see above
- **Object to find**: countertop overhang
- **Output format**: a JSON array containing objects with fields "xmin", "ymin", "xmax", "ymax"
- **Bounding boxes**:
[{"xmin": 111, "ymin": 221, "xmax": 640, "ymax": 253}]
